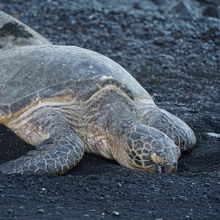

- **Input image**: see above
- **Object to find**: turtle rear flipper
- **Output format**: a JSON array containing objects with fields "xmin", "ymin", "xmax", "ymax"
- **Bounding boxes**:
[
  {"xmin": 0, "ymin": 10, "xmax": 51, "ymax": 51},
  {"xmin": 0, "ymin": 110, "xmax": 85, "ymax": 175}
]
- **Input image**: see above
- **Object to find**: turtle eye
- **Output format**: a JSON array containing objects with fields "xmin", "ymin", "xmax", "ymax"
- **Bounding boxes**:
[{"xmin": 150, "ymin": 153, "xmax": 166, "ymax": 165}]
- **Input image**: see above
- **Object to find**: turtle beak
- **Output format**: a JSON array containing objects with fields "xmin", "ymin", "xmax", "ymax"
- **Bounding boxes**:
[{"xmin": 160, "ymin": 164, "xmax": 177, "ymax": 174}]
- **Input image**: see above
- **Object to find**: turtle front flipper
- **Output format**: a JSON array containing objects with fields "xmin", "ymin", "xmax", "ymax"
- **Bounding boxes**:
[
  {"xmin": 0, "ymin": 110, "xmax": 85, "ymax": 175},
  {"xmin": 0, "ymin": 134, "xmax": 84, "ymax": 175},
  {"xmin": 139, "ymin": 104, "xmax": 196, "ymax": 151}
]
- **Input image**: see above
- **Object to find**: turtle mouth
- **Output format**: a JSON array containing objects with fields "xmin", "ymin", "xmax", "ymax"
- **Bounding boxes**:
[
  {"xmin": 159, "ymin": 164, "xmax": 177, "ymax": 174},
  {"xmin": 130, "ymin": 160, "xmax": 178, "ymax": 173},
  {"xmin": 140, "ymin": 163, "xmax": 178, "ymax": 173},
  {"xmin": 135, "ymin": 164, "xmax": 160, "ymax": 173}
]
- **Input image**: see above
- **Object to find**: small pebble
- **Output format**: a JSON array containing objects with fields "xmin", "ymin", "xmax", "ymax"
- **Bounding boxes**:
[
  {"xmin": 178, "ymin": 195, "xmax": 188, "ymax": 201},
  {"xmin": 112, "ymin": 211, "xmax": 120, "ymax": 216},
  {"xmin": 38, "ymin": 208, "xmax": 45, "ymax": 214}
]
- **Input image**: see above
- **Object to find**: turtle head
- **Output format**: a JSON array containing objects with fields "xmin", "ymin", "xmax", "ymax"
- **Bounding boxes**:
[{"xmin": 123, "ymin": 124, "xmax": 181, "ymax": 173}]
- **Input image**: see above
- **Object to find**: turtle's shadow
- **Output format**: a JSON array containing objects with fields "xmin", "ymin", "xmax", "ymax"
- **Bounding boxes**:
[
  {"xmin": 72, "ymin": 153, "xmax": 118, "ymax": 176},
  {"xmin": 0, "ymin": 124, "xmax": 34, "ymax": 163}
]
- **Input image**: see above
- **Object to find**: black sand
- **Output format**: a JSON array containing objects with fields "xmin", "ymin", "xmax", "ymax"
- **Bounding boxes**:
[{"xmin": 0, "ymin": 0, "xmax": 220, "ymax": 219}]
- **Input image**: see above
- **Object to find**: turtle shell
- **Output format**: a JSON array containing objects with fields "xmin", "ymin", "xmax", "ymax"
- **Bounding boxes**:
[{"xmin": 0, "ymin": 45, "xmax": 153, "ymax": 117}]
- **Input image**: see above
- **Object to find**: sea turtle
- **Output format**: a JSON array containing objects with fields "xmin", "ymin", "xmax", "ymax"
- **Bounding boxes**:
[
  {"xmin": 0, "ymin": 45, "xmax": 197, "ymax": 175},
  {"xmin": 0, "ymin": 13, "xmax": 196, "ymax": 175}
]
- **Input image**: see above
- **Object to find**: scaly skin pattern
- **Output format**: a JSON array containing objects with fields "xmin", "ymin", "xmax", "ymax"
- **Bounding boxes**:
[
  {"xmin": 127, "ymin": 125, "xmax": 180, "ymax": 173},
  {"xmin": 0, "ymin": 46, "xmax": 196, "ymax": 175}
]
